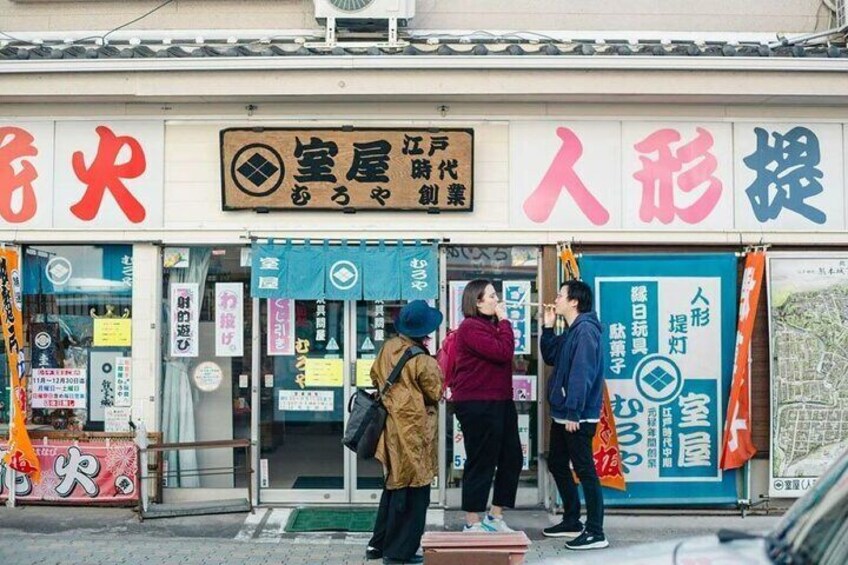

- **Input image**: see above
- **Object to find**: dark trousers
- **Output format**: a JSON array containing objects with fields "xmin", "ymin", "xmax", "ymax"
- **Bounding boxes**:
[
  {"xmin": 548, "ymin": 421, "xmax": 604, "ymax": 535},
  {"xmin": 368, "ymin": 485, "xmax": 430, "ymax": 560},
  {"xmin": 454, "ymin": 400, "xmax": 523, "ymax": 513}
]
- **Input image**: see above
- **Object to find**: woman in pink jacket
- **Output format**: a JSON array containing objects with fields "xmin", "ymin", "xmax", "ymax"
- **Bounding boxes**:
[{"xmin": 451, "ymin": 279, "xmax": 522, "ymax": 533}]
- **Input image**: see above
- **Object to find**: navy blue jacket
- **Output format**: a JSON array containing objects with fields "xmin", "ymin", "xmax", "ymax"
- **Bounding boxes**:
[{"xmin": 540, "ymin": 312, "xmax": 604, "ymax": 422}]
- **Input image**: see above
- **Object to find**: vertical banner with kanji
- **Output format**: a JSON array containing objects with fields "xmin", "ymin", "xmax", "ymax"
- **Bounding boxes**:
[
  {"xmin": 580, "ymin": 254, "xmax": 737, "ymax": 505},
  {"xmin": 267, "ymin": 298, "xmax": 295, "ymax": 356},
  {"xmin": 720, "ymin": 250, "xmax": 765, "ymax": 470},
  {"xmin": 503, "ymin": 280, "xmax": 531, "ymax": 355},
  {"xmin": 170, "ymin": 283, "xmax": 199, "ymax": 358},
  {"xmin": 0, "ymin": 246, "xmax": 41, "ymax": 483},
  {"xmin": 215, "ymin": 283, "xmax": 243, "ymax": 357},
  {"xmin": 560, "ymin": 247, "xmax": 625, "ymax": 491}
]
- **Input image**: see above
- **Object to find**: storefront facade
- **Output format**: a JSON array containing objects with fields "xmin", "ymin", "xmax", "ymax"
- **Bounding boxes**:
[{"xmin": 3, "ymin": 0, "xmax": 848, "ymax": 508}]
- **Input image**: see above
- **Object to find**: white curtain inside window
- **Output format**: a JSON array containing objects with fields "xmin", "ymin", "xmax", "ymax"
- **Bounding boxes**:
[{"xmin": 161, "ymin": 248, "xmax": 211, "ymax": 488}]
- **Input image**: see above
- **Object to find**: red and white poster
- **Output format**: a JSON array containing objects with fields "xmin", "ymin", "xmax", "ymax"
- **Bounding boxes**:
[
  {"xmin": 31, "ymin": 368, "xmax": 87, "ymax": 409},
  {"xmin": 267, "ymin": 298, "xmax": 294, "ymax": 356},
  {"xmin": 0, "ymin": 440, "xmax": 138, "ymax": 504}
]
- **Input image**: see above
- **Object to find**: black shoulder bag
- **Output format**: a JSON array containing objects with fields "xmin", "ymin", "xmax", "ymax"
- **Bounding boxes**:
[{"xmin": 342, "ymin": 345, "xmax": 425, "ymax": 459}]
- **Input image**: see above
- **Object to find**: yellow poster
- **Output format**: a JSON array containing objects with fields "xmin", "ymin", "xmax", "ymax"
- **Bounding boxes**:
[
  {"xmin": 356, "ymin": 359, "xmax": 375, "ymax": 388},
  {"xmin": 304, "ymin": 358, "xmax": 344, "ymax": 387},
  {"xmin": 93, "ymin": 318, "xmax": 132, "ymax": 347}
]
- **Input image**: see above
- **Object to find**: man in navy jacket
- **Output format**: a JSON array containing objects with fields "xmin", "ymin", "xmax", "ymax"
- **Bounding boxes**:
[{"xmin": 540, "ymin": 279, "xmax": 608, "ymax": 550}]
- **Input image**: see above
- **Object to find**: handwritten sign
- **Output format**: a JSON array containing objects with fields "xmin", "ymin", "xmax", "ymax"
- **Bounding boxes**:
[
  {"xmin": 304, "ymin": 358, "xmax": 344, "ymax": 387},
  {"xmin": 93, "ymin": 318, "xmax": 132, "ymax": 347}
]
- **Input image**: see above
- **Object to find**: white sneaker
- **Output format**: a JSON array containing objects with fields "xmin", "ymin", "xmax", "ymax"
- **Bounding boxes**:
[
  {"xmin": 463, "ymin": 522, "xmax": 487, "ymax": 533},
  {"xmin": 481, "ymin": 514, "xmax": 515, "ymax": 532}
]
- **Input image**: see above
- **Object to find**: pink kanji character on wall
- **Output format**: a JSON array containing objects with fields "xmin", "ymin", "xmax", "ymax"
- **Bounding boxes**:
[
  {"xmin": 522, "ymin": 127, "xmax": 610, "ymax": 226},
  {"xmin": 632, "ymin": 127, "xmax": 722, "ymax": 224}
]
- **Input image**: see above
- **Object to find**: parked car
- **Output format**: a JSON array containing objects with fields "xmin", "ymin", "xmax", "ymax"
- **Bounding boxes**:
[{"xmin": 545, "ymin": 448, "xmax": 848, "ymax": 564}]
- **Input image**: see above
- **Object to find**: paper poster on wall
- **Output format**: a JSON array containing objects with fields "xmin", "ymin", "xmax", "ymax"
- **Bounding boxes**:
[
  {"xmin": 89, "ymin": 349, "xmax": 129, "ymax": 422},
  {"xmin": 279, "ymin": 390, "xmax": 334, "ymax": 412},
  {"xmin": 581, "ymin": 254, "xmax": 737, "ymax": 505},
  {"xmin": 93, "ymin": 318, "xmax": 132, "ymax": 347},
  {"xmin": 215, "ymin": 282, "xmax": 244, "ymax": 357},
  {"xmin": 170, "ymin": 282, "xmax": 199, "ymax": 357},
  {"xmin": 304, "ymin": 358, "xmax": 344, "ymax": 387},
  {"xmin": 767, "ymin": 254, "xmax": 848, "ymax": 498},
  {"xmin": 193, "ymin": 361, "xmax": 223, "ymax": 392},
  {"xmin": 267, "ymin": 298, "xmax": 295, "ymax": 356},
  {"xmin": 105, "ymin": 406, "xmax": 132, "ymax": 432},
  {"xmin": 512, "ymin": 375, "xmax": 537, "ymax": 402},
  {"xmin": 503, "ymin": 280, "xmax": 532, "ymax": 354},
  {"xmin": 114, "ymin": 357, "xmax": 132, "ymax": 407},
  {"xmin": 163, "ymin": 247, "xmax": 190, "ymax": 269},
  {"xmin": 356, "ymin": 358, "xmax": 375, "ymax": 388},
  {"xmin": 449, "ymin": 281, "xmax": 469, "ymax": 329},
  {"xmin": 31, "ymin": 368, "xmax": 86, "ymax": 409},
  {"xmin": 453, "ymin": 415, "xmax": 531, "ymax": 471}
]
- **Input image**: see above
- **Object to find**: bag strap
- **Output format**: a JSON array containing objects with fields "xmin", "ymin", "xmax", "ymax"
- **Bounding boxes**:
[{"xmin": 378, "ymin": 345, "xmax": 425, "ymax": 398}]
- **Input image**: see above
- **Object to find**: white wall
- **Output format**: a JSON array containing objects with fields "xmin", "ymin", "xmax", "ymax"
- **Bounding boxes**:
[{"xmin": 2, "ymin": 0, "xmax": 830, "ymax": 34}]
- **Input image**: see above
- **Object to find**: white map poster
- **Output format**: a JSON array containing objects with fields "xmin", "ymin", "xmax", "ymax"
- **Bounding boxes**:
[{"xmin": 767, "ymin": 253, "xmax": 848, "ymax": 498}]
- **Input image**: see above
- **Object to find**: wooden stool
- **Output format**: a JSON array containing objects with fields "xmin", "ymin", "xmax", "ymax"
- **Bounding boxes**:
[{"xmin": 421, "ymin": 531, "xmax": 532, "ymax": 565}]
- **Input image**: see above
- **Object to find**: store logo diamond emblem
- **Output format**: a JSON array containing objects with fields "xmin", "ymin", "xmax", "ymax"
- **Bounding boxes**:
[
  {"xmin": 644, "ymin": 367, "xmax": 675, "ymax": 392},
  {"xmin": 237, "ymin": 152, "xmax": 279, "ymax": 188},
  {"xmin": 329, "ymin": 260, "xmax": 359, "ymax": 291},
  {"xmin": 46, "ymin": 257, "xmax": 73, "ymax": 286}
]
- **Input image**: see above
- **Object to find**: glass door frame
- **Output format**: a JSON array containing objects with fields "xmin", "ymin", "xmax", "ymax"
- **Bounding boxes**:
[
  {"xmin": 441, "ymin": 246, "xmax": 547, "ymax": 509},
  {"xmin": 250, "ymin": 251, "xmax": 452, "ymax": 507},
  {"xmin": 251, "ymin": 298, "xmax": 352, "ymax": 505}
]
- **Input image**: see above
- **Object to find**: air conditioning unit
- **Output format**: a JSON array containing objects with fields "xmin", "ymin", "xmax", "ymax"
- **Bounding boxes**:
[
  {"xmin": 839, "ymin": 0, "xmax": 848, "ymax": 28},
  {"xmin": 314, "ymin": 0, "xmax": 416, "ymax": 22}
]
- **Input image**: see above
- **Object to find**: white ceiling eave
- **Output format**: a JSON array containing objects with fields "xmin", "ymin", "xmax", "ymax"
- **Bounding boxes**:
[{"xmin": 2, "ymin": 55, "xmax": 848, "ymax": 74}]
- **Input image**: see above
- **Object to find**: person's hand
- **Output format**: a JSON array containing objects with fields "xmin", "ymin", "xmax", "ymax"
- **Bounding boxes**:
[
  {"xmin": 495, "ymin": 301, "xmax": 507, "ymax": 321},
  {"xmin": 564, "ymin": 420, "xmax": 580, "ymax": 433},
  {"xmin": 543, "ymin": 304, "xmax": 556, "ymax": 328}
]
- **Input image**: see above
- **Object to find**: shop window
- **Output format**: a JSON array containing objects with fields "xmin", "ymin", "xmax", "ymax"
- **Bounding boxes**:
[
  {"xmin": 444, "ymin": 246, "xmax": 540, "ymax": 491},
  {"xmin": 22, "ymin": 245, "xmax": 133, "ymax": 432},
  {"xmin": 160, "ymin": 246, "xmax": 251, "ymax": 488}
]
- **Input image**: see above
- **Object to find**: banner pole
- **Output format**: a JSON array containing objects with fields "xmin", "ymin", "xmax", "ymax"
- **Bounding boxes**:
[
  {"xmin": 742, "ymin": 341, "xmax": 754, "ymax": 516},
  {"xmin": 7, "ymin": 386, "xmax": 15, "ymax": 508}
]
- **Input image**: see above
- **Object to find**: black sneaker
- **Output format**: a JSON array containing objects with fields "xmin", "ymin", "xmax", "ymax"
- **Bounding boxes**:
[
  {"xmin": 542, "ymin": 521, "xmax": 583, "ymax": 538},
  {"xmin": 365, "ymin": 546, "xmax": 383, "ymax": 560},
  {"xmin": 565, "ymin": 531, "xmax": 609, "ymax": 550}
]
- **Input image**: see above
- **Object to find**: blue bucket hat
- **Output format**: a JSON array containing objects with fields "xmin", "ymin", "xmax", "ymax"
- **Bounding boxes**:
[{"xmin": 394, "ymin": 300, "xmax": 443, "ymax": 338}]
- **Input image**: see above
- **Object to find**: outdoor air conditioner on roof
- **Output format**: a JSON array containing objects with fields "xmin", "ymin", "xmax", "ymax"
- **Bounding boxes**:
[{"xmin": 313, "ymin": 0, "xmax": 416, "ymax": 21}]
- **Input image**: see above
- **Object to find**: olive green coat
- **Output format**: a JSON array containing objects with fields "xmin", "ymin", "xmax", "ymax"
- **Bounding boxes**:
[{"xmin": 371, "ymin": 336, "xmax": 443, "ymax": 489}]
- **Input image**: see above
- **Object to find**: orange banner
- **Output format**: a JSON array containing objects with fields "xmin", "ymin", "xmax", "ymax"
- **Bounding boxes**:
[
  {"xmin": 0, "ymin": 246, "xmax": 41, "ymax": 483},
  {"xmin": 720, "ymin": 250, "xmax": 765, "ymax": 470},
  {"xmin": 560, "ymin": 248, "xmax": 626, "ymax": 490}
]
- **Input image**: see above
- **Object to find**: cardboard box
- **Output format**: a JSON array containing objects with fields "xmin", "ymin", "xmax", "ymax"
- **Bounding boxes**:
[{"xmin": 422, "ymin": 531, "xmax": 531, "ymax": 565}]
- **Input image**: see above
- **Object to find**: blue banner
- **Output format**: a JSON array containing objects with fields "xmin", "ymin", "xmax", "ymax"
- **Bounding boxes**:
[
  {"xmin": 324, "ymin": 243, "xmax": 363, "ymax": 300},
  {"xmin": 362, "ymin": 242, "xmax": 401, "ymax": 300},
  {"xmin": 286, "ymin": 242, "xmax": 325, "ymax": 300},
  {"xmin": 251, "ymin": 243, "xmax": 288, "ymax": 299},
  {"xmin": 400, "ymin": 243, "xmax": 439, "ymax": 300},
  {"xmin": 580, "ymin": 253, "xmax": 738, "ymax": 506},
  {"xmin": 250, "ymin": 241, "xmax": 438, "ymax": 301}
]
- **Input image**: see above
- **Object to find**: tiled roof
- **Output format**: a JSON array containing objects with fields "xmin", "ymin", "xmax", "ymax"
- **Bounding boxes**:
[{"xmin": 2, "ymin": 38, "xmax": 847, "ymax": 60}]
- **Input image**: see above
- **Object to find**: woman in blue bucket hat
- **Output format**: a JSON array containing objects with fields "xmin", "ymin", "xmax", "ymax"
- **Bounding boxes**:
[{"xmin": 366, "ymin": 300, "xmax": 443, "ymax": 564}]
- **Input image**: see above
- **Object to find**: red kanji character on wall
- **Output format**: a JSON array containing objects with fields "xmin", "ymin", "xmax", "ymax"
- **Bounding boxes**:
[
  {"xmin": 0, "ymin": 127, "xmax": 39, "ymax": 223},
  {"xmin": 71, "ymin": 126, "xmax": 147, "ymax": 223}
]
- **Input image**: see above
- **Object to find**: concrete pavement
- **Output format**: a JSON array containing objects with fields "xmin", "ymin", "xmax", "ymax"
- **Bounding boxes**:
[{"xmin": 0, "ymin": 505, "xmax": 782, "ymax": 564}]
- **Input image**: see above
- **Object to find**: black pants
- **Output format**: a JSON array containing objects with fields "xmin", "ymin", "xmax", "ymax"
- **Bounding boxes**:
[
  {"xmin": 454, "ymin": 400, "xmax": 523, "ymax": 513},
  {"xmin": 547, "ymin": 421, "xmax": 604, "ymax": 535},
  {"xmin": 368, "ymin": 485, "xmax": 430, "ymax": 561}
]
